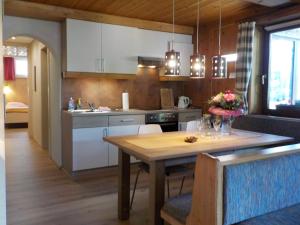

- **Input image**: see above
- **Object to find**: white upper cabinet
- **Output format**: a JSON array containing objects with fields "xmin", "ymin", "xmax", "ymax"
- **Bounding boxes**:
[
  {"xmin": 102, "ymin": 24, "xmax": 138, "ymax": 74},
  {"xmin": 173, "ymin": 42, "xmax": 194, "ymax": 76},
  {"xmin": 136, "ymin": 29, "xmax": 170, "ymax": 58},
  {"xmin": 66, "ymin": 19, "xmax": 101, "ymax": 73},
  {"xmin": 64, "ymin": 19, "xmax": 193, "ymax": 75}
]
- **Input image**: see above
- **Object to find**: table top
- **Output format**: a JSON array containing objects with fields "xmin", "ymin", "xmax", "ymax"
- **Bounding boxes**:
[{"xmin": 104, "ymin": 129, "xmax": 294, "ymax": 162}]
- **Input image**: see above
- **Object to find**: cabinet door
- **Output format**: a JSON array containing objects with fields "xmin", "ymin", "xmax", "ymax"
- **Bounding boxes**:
[
  {"xmin": 73, "ymin": 127, "xmax": 108, "ymax": 171},
  {"xmin": 173, "ymin": 42, "xmax": 193, "ymax": 76},
  {"xmin": 66, "ymin": 19, "xmax": 101, "ymax": 73},
  {"xmin": 102, "ymin": 23, "xmax": 138, "ymax": 74},
  {"xmin": 108, "ymin": 125, "xmax": 140, "ymax": 166},
  {"xmin": 137, "ymin": 29, "xmax": 170, "ymax": 58},
  {"xmin": 179, "ymin": 122, "xmax": 187, "ymax": 131}
]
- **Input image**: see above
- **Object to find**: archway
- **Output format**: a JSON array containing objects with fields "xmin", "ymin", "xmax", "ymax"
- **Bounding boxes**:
[
  {"xmin": 3, "ymin": 16, "xmax": 62, "ymax": 166},
  {"xmin": 4, "ymin": 36, "xmax": 53, "ymax": 153}
]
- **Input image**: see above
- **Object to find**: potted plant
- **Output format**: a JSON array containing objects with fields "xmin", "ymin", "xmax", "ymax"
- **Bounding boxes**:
[{"xmin": 208, "ymin": 90, "xmax": 244, "ymax": 134}]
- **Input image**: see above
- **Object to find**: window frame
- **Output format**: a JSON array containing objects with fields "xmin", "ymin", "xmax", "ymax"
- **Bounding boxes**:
[{"xmin": 262, "ymin": 23, "xmax": 300, "ymax": 118}]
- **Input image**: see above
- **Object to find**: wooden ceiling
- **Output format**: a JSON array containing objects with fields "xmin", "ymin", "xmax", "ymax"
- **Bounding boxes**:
[{"xmin": 20, "ymin": 0, "xmax": 279, "ymax": 26}]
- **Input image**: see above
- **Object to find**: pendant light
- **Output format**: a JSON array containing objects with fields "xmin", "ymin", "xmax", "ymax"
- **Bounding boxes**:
[
  {"xmin": 165, "ymin": 0, "xmax": 180, "ymax": 76},
  {"xmin": 190, "ymin": 0, "xmax": 206, "ymax": 78},
  {"xmin": 212, "ymin": 0, "xmax": 227, "ymax": 78}
]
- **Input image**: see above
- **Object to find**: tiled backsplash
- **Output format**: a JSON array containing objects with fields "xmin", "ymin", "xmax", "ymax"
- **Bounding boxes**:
[{"xmin": 62, "ymin": 68, "xmax": 184, "ymax": 110}]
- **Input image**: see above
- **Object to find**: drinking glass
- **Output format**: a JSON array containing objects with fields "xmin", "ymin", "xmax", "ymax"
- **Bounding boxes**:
[
  {"xmin": 213, "ymin": 116, "xmax": 222, "ymax": 137},
  {"xmin": 201, "ymin": 114, "xmax": 212, "ymax": 137},
  {"xmin": 213, "ymin": 116, "xmax": 222, "ymax": 131}
]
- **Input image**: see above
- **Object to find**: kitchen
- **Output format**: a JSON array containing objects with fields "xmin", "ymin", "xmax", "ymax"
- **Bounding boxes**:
[{"xmin": 2, "ymin": 1, "xmax": 300, "ymax": 225}]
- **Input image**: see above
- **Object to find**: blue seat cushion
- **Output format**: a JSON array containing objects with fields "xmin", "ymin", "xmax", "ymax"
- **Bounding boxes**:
[
  {"xmin": 236, "ymin": 203, "xmax": 300, "ymax": 225},
  {"xmin": 162, "ymin": 193, "xmax": 192, "ymax": 224}
]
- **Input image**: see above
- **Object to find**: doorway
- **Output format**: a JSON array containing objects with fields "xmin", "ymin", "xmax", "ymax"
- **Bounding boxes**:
[{"xmin": 3, "ymin": 36, "xmax": 51, "ymax": 151}]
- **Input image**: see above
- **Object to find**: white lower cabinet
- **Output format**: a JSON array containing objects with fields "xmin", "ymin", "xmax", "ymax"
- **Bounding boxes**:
[
  {"xmin": 108, "ymin": 115, "xmax": 145, "ymax": 166},
  {"xmin": 108, "ymin": 125, "xmax": 140, "ymax": 166},
  {"xmin": 73, "ymin": 127, "xmax": 109, "ymax": 171},
  {"xmin": 178, "ymin": 122, "xmax": 188, "ymax": 131},
  {"xmin": 178, "ymin": 111, "xmax": 202, "ymax": 131}
]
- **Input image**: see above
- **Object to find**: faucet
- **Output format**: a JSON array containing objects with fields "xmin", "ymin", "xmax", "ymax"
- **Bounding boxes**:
[{"xmin": 87, "ymin": 102, "xmax": 95, "ymax": 112}]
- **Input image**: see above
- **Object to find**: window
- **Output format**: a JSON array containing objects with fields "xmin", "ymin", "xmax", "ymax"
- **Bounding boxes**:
[
  {"xmin": 3, "ymin": 45, "xmax": 28, "ymax": 78},
  {"xmin": 264, "ymin": 25, "xmax": 300, "ymax": 116}
]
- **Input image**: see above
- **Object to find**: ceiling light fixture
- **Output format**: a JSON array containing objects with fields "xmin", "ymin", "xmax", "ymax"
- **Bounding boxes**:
[
  {"xmin": 212, "ymin": 0, "xmax": 227, "ymax": 78},
  {"xmin": 165, "ymin": 0, "xmax": 180, "ymax": 76},
  {"xmin": 190, "ymin": 0, "xmax": 206, "ymax": 79}
]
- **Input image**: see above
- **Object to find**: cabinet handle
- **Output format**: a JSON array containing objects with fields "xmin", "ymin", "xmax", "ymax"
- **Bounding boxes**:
[
  {"xmin": 103, "ymin": 128, "xmax": 108, "ymax": 137},
  {"xmin": 186, "ymin": 116, "xmax": 196, "ymax": 120},
  {"xmin": 101, "ymin": 58, "xmax": 105, "ymax": 72},
  {"xmin": 261, "ymin": 74, "xmax": 266, "ymax": 85},
  {"xmin": 120, "ymin": 119, "xmax": 135, "ymax": 122}
]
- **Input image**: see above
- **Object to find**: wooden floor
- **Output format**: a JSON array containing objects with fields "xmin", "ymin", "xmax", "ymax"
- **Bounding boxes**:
[{"xmin": 5, "ymin": 129, "xmax": 193, "ymax": 225}]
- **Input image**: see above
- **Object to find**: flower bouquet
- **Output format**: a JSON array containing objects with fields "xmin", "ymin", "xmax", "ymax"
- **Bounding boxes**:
[{"xmin": 208, "ymin": 90, "xmax": 244, "ymax": 134}]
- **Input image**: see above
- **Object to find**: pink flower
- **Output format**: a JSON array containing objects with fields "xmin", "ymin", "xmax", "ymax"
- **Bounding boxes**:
[{"xmin": 224, "ymin": 93, "xmax": 236, "ymax": 102}]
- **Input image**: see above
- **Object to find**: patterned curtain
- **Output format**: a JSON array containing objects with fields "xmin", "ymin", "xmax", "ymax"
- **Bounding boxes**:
[{"xmin": 235, "ymin": 21, "xmax": 256, "ymax": 114}]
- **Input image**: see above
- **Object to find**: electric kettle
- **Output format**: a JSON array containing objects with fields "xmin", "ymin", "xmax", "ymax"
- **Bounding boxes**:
[{"xmin": 178, "ymin": 96, "xmax": 191, "ymax": 109}]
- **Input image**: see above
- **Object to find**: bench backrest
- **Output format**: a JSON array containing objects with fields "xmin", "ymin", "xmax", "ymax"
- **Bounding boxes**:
[
  {"xmin": 233, "ymin": 115, "xmax": 300, "ymax": 141},
  {"xmin": 187, "ymin": 144, "xmax": 300, "ymax": 225}
]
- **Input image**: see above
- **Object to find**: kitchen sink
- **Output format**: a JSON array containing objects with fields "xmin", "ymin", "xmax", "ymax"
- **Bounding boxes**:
[{"xmin": 71, "ymin": 109, "xmax": 111, "ymax": 113}]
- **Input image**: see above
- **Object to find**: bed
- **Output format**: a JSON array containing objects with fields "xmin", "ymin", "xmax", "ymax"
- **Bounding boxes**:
[{"xmin": 5, "ymin": 102, "xmax": 29, "ymax": 127}]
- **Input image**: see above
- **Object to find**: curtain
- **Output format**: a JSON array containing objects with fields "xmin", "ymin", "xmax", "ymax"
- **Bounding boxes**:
[
  {"xmin": 4, "ymin": 57, "xmax": 16, "ymax": 81},
  {"xmin": 235, "ymin": 21, "xmax": 256, "ymax": 114}
]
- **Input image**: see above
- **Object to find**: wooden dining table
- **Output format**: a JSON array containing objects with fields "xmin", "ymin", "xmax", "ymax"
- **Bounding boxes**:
[{"xmin": 104, "ymin": 129, "xmax": 294, "ymax": 225}]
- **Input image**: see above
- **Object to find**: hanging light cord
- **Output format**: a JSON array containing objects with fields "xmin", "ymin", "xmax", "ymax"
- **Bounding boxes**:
[
  {"xmin": 172, "ymin": 0, "xmax": 175, "ymax": 50},
  {"xmin": 196, "ymin": 0, "xmax": 200, "ymax": 54},
  {"xmin": 218, "ymin": 0, "xmax": 222, "ymax": 56}
]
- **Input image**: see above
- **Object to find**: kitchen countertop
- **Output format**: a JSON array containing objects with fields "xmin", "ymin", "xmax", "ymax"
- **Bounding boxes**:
[{"xmin": 63, "ymin": 108, "xmax": 202, "ymax": 117}]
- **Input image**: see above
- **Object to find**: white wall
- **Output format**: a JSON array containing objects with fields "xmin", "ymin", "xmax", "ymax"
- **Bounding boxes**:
[
  {"xmin": 3, "ymin": 16, "xmax": 62, "ymax": 166},
  {"xmin": 30, "ymin": 40, "xmax": 45, "ymax": 146},
  {"xmin": 0, "ymin": 1, "xmax": 7, "ymax": 224}
]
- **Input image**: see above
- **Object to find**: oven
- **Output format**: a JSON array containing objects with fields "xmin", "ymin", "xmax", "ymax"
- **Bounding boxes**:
[{"xmin": 145, "ymin": 112, "xmax": 178, "ymax": 132}]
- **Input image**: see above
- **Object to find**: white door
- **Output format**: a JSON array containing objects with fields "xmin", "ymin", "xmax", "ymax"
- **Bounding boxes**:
[
  {"xmin": 173, "ymin": 42, "xmax": 193, "ymax": 76},
  {"xmin": 66, "ymin": 19, "xmax": 101, "ymax": 72},
  {"xmin": 73, "ymin": 127, "xmax": 108, "ymax": 171},
  {"xmin": 101, "ymin": 23, "xmax": 138, "ymax": 74},
  {"xmin": 108, "ymin": 125, "xmax": 140, "ymax": 166}
]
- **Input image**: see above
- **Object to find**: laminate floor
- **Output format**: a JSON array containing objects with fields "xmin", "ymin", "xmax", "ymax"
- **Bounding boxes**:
[{"xmin": 5, "ymin": 129, "xmax": 193, "ymax": 225}]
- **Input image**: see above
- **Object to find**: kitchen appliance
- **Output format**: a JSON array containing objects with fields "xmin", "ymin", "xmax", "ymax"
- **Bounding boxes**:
[
  {"xmin": 178, "ymin": 96, "xmax": 191, "ymax": 109},
  {"xmin": 138, "ymin": 56, "xmax": 164, "ymax": 68},
  {"xmin": 146, "ymin": 112, "xmax": 178, "ymax": 132}
]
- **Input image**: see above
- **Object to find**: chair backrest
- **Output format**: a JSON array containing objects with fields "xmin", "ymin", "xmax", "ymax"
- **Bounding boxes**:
[
  {"xmin": 138, "ymin": 124, "xmax": 162, "ymax": 135},
  {"xmin": 187, "ymin": 144, "xmax": 300, "ymax": 225},
  {"xmin": 186, "ymin": 120, "xmax": 199, "ymax": 132}
]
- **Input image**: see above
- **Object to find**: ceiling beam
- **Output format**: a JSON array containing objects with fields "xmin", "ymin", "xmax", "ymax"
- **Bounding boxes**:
[{"xmin": 4, "ymin": 0, "xmax": 194, "ymax": 35}]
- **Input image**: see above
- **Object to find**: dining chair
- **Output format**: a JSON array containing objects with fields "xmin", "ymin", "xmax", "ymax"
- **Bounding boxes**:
[
  {"xmin": 186, "ymin": 120, "xmax": 200, "ymax": 132},
  {"xmin": 138, "ymin": 124, "xmax": 163, "ymax": 134},
  {"xmin": 130, "ymin": 124, "xmax": 192, "ymax": 209}
]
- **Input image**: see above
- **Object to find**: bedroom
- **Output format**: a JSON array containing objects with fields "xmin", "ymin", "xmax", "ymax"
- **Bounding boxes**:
[{"xmin": 3, "ymin": 36, "xmax": 50, "ymax": 150}]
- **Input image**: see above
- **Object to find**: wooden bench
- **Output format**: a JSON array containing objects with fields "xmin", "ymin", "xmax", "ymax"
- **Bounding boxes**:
[
  {"xmin": 161, "ymin": 144, "xmax": 300, "ymax": 225},
  {"xmin": 233, "ymin": 115, "xmax": 300, "ymax": 141}
]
